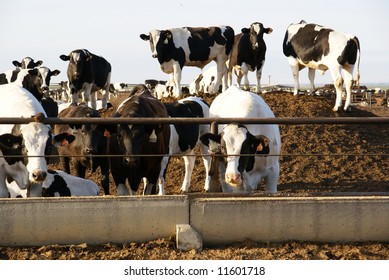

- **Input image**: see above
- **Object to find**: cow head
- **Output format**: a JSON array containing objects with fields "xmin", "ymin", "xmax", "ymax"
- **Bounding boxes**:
[
  {"xmin": 242, "ymin": 22, "xmax": 273, "ymax": 50},
  {"xmin": 60, "ymin": 49, "xmax": 92, "ymax": 80},
  {"xmin": 140, "ymin": 30, "xmax": 173, "ymax": 59},
  {"xmin": 12, "ymin": 57, "xmax": 43, "ymax": 69},
  {"xmin": 38, "ymin": 66, "xmax": 60, "ymax": 91},
  {"xmin": 0, "ymin": 133, "xmax": 29, "ymax": 192},
  {"xmin": 200, "ymin": 123, "xmax": 270, "ymax": 187}
]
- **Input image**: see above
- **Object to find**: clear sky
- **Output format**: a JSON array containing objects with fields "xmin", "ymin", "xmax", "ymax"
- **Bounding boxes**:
[{"xmin": 1, "ymin": 0, "xmax": 388, "ymax": 86}]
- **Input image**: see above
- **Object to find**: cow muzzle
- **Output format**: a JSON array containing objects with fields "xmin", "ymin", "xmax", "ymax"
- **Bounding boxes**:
[
  {"xmin": 225, "ymin": 173, "xmax": 242, "ymax": 187},
  {"xmin": 123, "ymin": 156, "xmax": 138, "ymax": 167},
  {"xmin": 31, "ymin": 169, "xmax": 47, "ymax": 182}
]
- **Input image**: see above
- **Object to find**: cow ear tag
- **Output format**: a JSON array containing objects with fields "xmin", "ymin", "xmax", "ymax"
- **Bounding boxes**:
[{"xmin": 149, "ymin": 129, "xmax": 157, "ymax": 143}]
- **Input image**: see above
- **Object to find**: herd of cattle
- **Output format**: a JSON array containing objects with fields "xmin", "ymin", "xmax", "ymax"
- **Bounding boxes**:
[{"xmin": 0, "ymin": 20, "xmax": 361, "ymax": 198}]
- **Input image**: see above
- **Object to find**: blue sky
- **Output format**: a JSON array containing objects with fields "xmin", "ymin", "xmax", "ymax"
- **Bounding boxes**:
[{"xmin": 1, "ymin": 0, "xmax": 388, "ymax": 86}]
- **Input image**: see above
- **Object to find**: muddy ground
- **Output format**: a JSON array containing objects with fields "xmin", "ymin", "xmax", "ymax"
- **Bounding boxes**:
[{"xmin": 1, "ymin": 90, "xmax": 388, "ymax": 260}]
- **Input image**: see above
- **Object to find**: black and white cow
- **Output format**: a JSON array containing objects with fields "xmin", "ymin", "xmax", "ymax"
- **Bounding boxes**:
[
  {"xmin": 0, "ymin": 133, "xmax": 29, "ymax": 198},
  {"xmin": 283, "ymin": 20, "xmax": 361, "ymax": 111},
  {"xmin": 12, "ymin": 57, "xmax": 42, "ymax": 69},
  {"xmin": 0, "ymin": 84, "xmax": 75, "ymax": 197},
  {"xmin": 54, "ymin": 104, "xmax": 110, "ymax": 195},
  {"xmin": 105, "ymin": 85, "xmax": 170, "ymax": 195},
  {"xmin": 228, "ymin": 22, "xmax": 273, "ymax": 93},
  {"xmin": 140, "ymin": 26, "xmax": 235, "ymax": 97},
  {"xmin": 200, "ymin": 86, "xmax": 281, "ymax": 194},
  {"xmin": 7, "ymin": 170, "xmax": 100, "ymax": 197},
  {"xmin": 59, "ymin": 49, "xmax": 112, "ymax": 110},
  {"xmin": 156, "ymin": 96, "xmax": 211, "ymax": 193}
]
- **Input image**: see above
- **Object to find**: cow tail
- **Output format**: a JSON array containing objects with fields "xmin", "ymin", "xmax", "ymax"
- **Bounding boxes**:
[{"xmin": 353, "ymin": 37, "xmax": 361, "ymax": 86}]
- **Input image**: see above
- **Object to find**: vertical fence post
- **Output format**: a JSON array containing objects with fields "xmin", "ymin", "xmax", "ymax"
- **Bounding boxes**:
[{"xmin": 208, "ymin": 121, "xmax": 221, "ymax": 192}]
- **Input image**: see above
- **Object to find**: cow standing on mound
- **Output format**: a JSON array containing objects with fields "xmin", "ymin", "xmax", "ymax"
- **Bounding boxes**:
[
  {"xmin": 283, "ymin": 20, "xmax": 361, "ymax": 111},
  {"xmin": 140, "ymin": 26, "xmax": 235, "ymax": 97},
  {"xmin": 59, "ymin": 49, "xmax": 112, "ymax": 110},
  {"xmin": 228, "ymin": 22, "xmax": 272, "ymax": 93}
]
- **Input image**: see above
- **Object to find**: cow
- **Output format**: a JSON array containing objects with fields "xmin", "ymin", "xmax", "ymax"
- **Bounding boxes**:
[
  {"xmin": 160, "ymin": 96, "xmax": 211, "ymax": 193},
  {"xmin": 12, "ymin": 57, "xmax": 42, "ymax": 69},
  {"xmin": 282, "ymin": 20, "xmax": 361, "ymax": 111},
  {"xmin": 140, "ymin": 25, "xmax": 235, "ymax": 97},
  {"xmin": 54, "ymin": 104, "xmax": 110, "ymax": 195},
  {"xmin": 0, "ymin": 84, "xmax": 75, "ymax": 197},
  {"xmin": 105, "ymin": 85, "xmax": 170, "ymax": 195},
  {"xmin": 228, "ymin": 22, "xmax": 273, "ymax": 93},
  {"xmin": 144, "ymin": 79, "xmax": 166, "ymax": 91},
  {"xmin": 0, "ymin": 133, "xmax": 29, "ymax": 198},
  {"xmin": 59, "ymin": 80, "xmax": 71, "ymax": 101},
  {"xmin": 7, "ymin": 170, "xmax": 100, "ymax": 197},
  {"xmin": 59, "ymin": 49, "xmax": 112, "ymax": 110},
  {"xmin": 200, "ymin": 85, "xmax": 281, "ymax": 194}
]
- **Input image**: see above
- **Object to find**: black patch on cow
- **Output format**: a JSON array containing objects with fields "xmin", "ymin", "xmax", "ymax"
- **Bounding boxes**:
[
  {"xmin": 165, "ymin": 100, "xmax": 204, "ymax": 152},
  {"xmin": 283, "ymin": 24, "xmax": 332, "ymax": 63},
  {"xmin": 155, "ymin": 30, "xmax": 186, "ymax": 69},
  {"xmin": 0, "ymin": 134, "xmax": 25, "ymax": 165},
  {"xmin": 337, "ymin": 37, "xmax": 359, "ymax": 65},
  {"xmin": 43, "ymin": 170, "xmax": 71, "ymax": 197}
]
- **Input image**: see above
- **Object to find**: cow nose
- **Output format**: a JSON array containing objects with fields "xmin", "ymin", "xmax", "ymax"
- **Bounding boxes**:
[
  {"xmin": 226, "ymin": 173, "xmax": 241, "ymax": 186},
  {"xmin": 32, "ymin": 170, "xmax": 47, "ymax": 182}
]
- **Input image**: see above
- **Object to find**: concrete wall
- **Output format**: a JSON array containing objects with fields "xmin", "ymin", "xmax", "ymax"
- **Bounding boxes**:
[{"xmin": 0, "ymin": 195, "xmax": 388, "ymax": 246}]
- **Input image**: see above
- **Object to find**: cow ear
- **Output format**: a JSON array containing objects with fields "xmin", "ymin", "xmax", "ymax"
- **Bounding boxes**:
[
  {"xmin": 252, "ymin": 135, "xmax": 270, "ymax": 154},
  {"xmin": 52, "ymin": 133, "xmax": 75, "ymax": 147},
  {"xmin": 140, "ymin": 34, "xmax": 150, "ymax": 41},
  {"xmin": 200, "ymin": 133, "xmax": 222, "ymax": 147},
  {"xmin": 265, "ymin": 27, "xmax": 273, "ymax": 34},
  {"xmin": 51, "ymin": 69, "xmax": 61, "ymax": 76},
  {"xmin": 163, "ymin": 31, "xmax": 172, "ymax": 44},
  {"xmin": 12, "ymin": 61, "xmax": 22, "ymax": 67},
  {"xmin": 35, "ymin": 60, "xmax": 43, "ymax": 67},
  {"xmin": 241, "ymin": 28, "xmax": 250, "ymax": 34},
  {"xmin": 59, "ymin": 55, "xmax": 70, "ymax": 61}
]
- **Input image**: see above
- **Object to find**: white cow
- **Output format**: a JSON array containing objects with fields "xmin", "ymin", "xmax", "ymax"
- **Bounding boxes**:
[
  {"xmin": 189, "ymin": 66, "xmax": 219, "ymax": 95},
  {"xmin": 200, "ymin": 86, "xmax": 281, "ymax": 194},
  {"xmin": 0, "ymin": 84, "xmax": 74, "ymax": 197}
]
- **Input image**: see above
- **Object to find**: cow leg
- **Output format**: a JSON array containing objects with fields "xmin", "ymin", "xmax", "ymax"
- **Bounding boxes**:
[
  {"xmin": 330, "ymin": 67, "xmax": 344, "ymax": 111},
  {"xmin": 74, "ymin": 161, "xmax": 87, "ymax": 178},
  {"xmin": 111, "ymin": 167, "xmax": 129, "ymax": 195},
  {"xmin": 256, "ymin": 63, "xmax": 264, "ymax": 94},
  {"xmin": 99, "ymin": 162, "xmax": 110, "ymax": 195},
  {"xmin": 82, "ymin": 83, "xmax": 94, "ymax": 109},
  {"xmin": 241, "ymin": 63, "xmax": 250, "ymax": 91},
  {"xmin": 308, "ymin": 68, "xmax": 316, "ymax": 95},
  {"xmin": 61, "ymin": 156, "xmax": 71, "ymax": 174},
  {"xmin": 157, "ymin": 155, "xmax": 170, "ymax": 195},
  {"xmin": 172, "ymin": 62, "xmax": 181, "ymax": 97},
  {"xmin": 264, "ymin": 165, "xmax": 279, "ymax": 194},
  {"xmin": 200, "ymin": 143, "xmax": 211, "ymax": 192},
  {"xmin": 342, "ymin": 66, "xmax": 354, "ymax": 111},
  {"xmin": 288, "ymin": 57, "xmax": 300, "ymax": 96},
  {"xmin": 214, "ymin": 58, "xmax": 228, "ymax": 93},
  {"xmin": 234, "ymin": 68, "xmax": 243, "ymax": 88},
  {"xmin": 180, "ymin": 152, "xmax": 195, "ymax": 193},
  {"xmin": 0, "ymin": 170, "xmax": 9, "ymax": 198}
]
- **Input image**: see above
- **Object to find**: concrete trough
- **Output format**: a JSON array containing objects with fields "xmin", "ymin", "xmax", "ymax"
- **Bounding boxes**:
[
  {"xmin": 190, "ymin": 196, "xmax": 389, "ymax": 245},
  {"xmin": 0, "ymin": 196, "xmax": 189, "ymax": 246}
]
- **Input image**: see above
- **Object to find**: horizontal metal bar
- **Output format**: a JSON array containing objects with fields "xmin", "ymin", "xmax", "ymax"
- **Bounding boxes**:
[{"xmin": 1, "ymin": 117, "xmax": 389, "ymax": 125}]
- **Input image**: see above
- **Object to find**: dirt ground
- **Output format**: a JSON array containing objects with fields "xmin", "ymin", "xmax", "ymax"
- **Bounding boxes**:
[{"xmin": 1, "ymin": 89, "xmax": 389, "ymax": 260}]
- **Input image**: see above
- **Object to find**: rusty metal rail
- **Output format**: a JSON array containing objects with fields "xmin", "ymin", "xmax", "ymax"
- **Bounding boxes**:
[{"xmin": 1, "ymin": 116, "xmax": 389, "ymax": 125}]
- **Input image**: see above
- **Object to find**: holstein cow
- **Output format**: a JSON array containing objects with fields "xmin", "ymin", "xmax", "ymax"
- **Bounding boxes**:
[
  {"xmin": 189, "ymin": 66, "xmax": 222, "ymax": 95},
  {"xmin": 140, "ymin": 25, "xmax": 235, "ymax": 97},
  {"xmin": 0, "ymin": 133, "xmax": 29, "ymax": 198},
  {"xmin": 54, "ymin": 104, "xmax": 110, "ymax": 195},
  {"xmin": 59, "ymin": 49, "xmax": 112, "ymax": 110},
  {"xmin": 0, "ymin": 67, "xmax": 60, "ymax": 117},
  {"xmin": 228, "ymin": 22, "xmax": 273, "ymax": 93},
  {"xmin": 12, "ymin": 57, "xmax": 43, "ymax": 69},
  {"xmin": 158, "ymin": 96, "xmax": 210, "ymax": 193},
  {"xmin": 106, "ymin": 85, "xmax": 170, "ymax": 195},
  {"xmin": 0, "ymin": 84, "xmax": 75, "ymax": 197},
  {"xmin": 7, "ymin": 170, "xmax": 100, "ymax": 197},
  {"xmin": 200, "ymin": 86, "xmax": 281, "ymax": 194},
  {"xmin": 283, "ymin": 20, "xmax": 361, "ymax": 111}
]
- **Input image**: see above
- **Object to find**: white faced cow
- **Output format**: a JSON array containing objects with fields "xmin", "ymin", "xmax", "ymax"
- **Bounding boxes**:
[
  {"xmin": 0, "ymin": 84, "xmax": 74, "ymax": 197},
  {"xmin": 200, "ymin": 86, "xmax": 281, "ymax": 194},
  {"xmin": 283, "ymin": 20, "xmax": 361, "ymax": 111},
  {"xmin": 59, "ymin": 49, "xmax": 112, "ymax": 110},
  {"xmin": 140, "ymin": 26, "xmax": 235, "ymax": 97},
  {"xmin": 228, "ymin": 22, "xmax": 273, "ymax": 93},
  {"xmin": 12, "ymin": 57, "xmax": 43, "ymax": 69}
]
